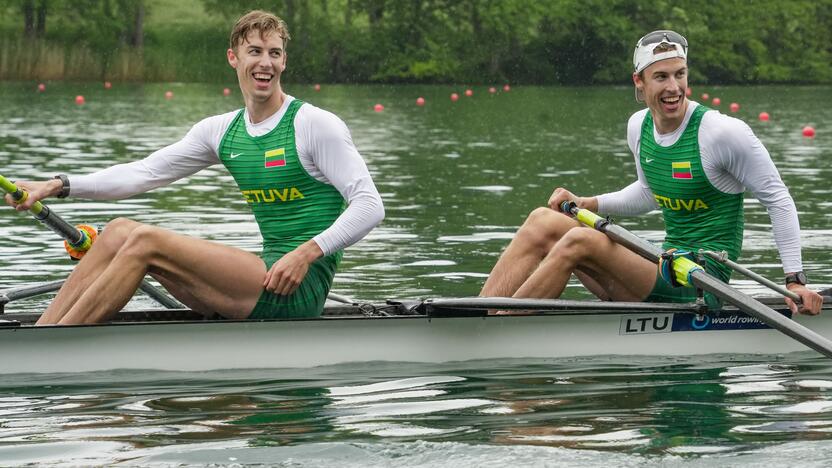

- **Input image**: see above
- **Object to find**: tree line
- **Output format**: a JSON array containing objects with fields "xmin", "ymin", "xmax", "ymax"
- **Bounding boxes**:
[{"xmin": 1, "ymin": 0, "xmax": 831, "ymax": 84}]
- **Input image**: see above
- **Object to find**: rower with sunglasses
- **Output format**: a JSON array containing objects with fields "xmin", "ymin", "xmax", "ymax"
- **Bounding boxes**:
[{"xmin": 481, "ymin": 30, "xmax": 824, "ymax": 315}]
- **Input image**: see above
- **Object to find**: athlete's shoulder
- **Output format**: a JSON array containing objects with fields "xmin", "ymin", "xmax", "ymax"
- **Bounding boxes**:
[
  {"xmin": 296, "ymin": 101, "xmax": 351, "ymax": 140},
  {"xmin": 700, "ymin": 107, "xmax": 756, "ymax": 140},
  {"xmin": 190, "ymin": 109, "xmax": 241, "ymax": 136},
  {"xmin": 296, "ymin": 101, "xmax": 347, "ymax": 127},
  {"xmin": 627, "ymin": 108, "xmax": 650, "ymax": 127}
]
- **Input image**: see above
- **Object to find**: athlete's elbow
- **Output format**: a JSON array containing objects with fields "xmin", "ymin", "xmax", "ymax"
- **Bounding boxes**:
[{"xmin": 370, "ymin": 201, "xmax": 385, "ymax": 228}]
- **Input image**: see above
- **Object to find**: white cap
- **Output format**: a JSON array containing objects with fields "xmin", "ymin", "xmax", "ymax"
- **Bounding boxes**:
[
  {"xmin": 633, "ymin": 30, "xmax": 688, "ymax": 73},
  {"xmin": 633, "ymin": 30, "xmax": 688, "ymax": 101}
]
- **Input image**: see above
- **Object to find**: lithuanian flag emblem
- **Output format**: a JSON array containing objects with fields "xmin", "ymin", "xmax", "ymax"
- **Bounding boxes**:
[
  {"xmin": 672, "ymin": 161, "xmax": 692, "ymax": 179},
  {"xmin": 264, "ymin": 148, "xmax": 286, "ymax": 168}
]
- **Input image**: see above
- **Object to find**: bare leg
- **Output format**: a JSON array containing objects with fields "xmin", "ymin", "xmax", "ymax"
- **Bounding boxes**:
[
  {"xmin": 53, "ymin": 224, "xmax": 266, "ymax": 325},
  {"xmin": 480, "ymin": 208, "xmax": 579, "ymax": 296},
  {"xmin": 36, "ymin": 221, "xmax": 267, "ymax": 325},
  {"xmin": 37, "ymin": 218, "xmax": 143, "ymax": 325},
  {"xmin": 514, "ymin": 227, "xmax": 657, "ymax": 301}
]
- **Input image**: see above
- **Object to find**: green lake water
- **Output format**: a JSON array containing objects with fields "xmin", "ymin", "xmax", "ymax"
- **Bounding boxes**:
[{"xmin": 0, "ymin": 82, "xmax": 831, "ymax": 465}]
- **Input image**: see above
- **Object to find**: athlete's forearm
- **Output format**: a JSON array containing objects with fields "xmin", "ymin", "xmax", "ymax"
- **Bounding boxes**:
[
  {"xmin": 596, "ymin": 181, "xmax": 658, "ymax": 215},
  {"xmin": 70, "ymin": 128, "xmax": 218, "ymax": 199}
]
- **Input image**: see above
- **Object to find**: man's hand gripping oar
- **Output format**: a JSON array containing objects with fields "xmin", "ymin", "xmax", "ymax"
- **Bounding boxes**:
[
  {"xmin": 2, "ymin": 174, "xmax": 181, "ymax": 309},
  {"xmin": 560, "ymin": 201, "xmax": 832, "ymax": 359},
  {"xmin": 1, "ymin": 175, "xmax": 95, "ymax": 259}
]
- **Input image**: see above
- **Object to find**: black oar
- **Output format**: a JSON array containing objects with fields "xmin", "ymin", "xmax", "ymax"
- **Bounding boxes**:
[
  {"xmin": 1, "ymin": 174, "xmax": 181, "ymax": 309},
  {"xmin": 560, "ymin": 201, "xmax": 832, "ymax": 358}
]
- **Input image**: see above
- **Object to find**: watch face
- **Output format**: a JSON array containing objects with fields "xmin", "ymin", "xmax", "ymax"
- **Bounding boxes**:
[{"xmin": 787, "ymin": 272, "xmax": 808, "ymax": 285}]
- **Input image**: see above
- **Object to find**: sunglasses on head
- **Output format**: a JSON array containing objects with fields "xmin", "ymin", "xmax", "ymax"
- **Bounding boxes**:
[{"xmin": 637, "ymin": 30, "xmax": 688, "ymax": 50}]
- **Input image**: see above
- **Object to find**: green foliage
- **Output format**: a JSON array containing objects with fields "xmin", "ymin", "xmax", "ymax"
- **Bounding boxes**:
[{"xmin": 1, "ymin": 0, "xmax": 831, "ymax": 84}]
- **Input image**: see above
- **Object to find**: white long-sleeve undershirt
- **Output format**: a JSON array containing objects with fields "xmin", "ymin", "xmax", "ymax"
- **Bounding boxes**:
[
  {"xmin": 70, "ymin": 95, "xmax": 384, "ymax": 256},
  {"xmin": 596, "ymin": 101, "xmax": 802, "ymax": 273}
]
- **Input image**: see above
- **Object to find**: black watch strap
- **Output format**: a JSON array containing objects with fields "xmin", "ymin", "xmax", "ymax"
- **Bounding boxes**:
[
  {"xmin": 53, "ymin": 174, "xmax": 70, "ymax": 198},
  {"xmin": 785, "ymin": 271, "xmax": 808, "ymax": 286}
]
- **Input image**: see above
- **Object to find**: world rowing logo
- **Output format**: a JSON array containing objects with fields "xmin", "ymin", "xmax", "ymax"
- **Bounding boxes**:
[{"xmin": 691, "ymin": 315, "xmax": 710, "ymax": 330}]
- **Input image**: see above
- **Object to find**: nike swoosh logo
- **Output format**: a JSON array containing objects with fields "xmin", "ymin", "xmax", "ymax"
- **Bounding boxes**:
[
  {"xmin": 645, "ymin": 158, "xmax": 654, "ymax": 163},
  {"xmin": 229, "ymin": 153, "xmax": 242, "ymax": 159}
]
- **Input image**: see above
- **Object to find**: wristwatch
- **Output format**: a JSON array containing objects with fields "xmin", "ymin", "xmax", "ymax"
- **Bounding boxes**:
[
  {"xmin": 53, "ymin": 174, "xmax": 70, "ymax": 198},
  {"xmin": 785, "ymin": 271, "xmax": 808, "ymax": 286}
]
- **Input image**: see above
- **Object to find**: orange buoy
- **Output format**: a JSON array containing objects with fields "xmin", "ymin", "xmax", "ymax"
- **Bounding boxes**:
[
  {"xmin": 74, "ymin": 95, "xmax": 85, "ymax": 105},
  {"xmin": 503, "ymin": 84, "xmax": 511, "ymax": 92},
  {"xmin": 164, "ymin": 91, "xmax": 174, "ymax": 100},
  {"xmin": 373, "ymin": 103, "xmax": 384, "ymax": 112},
  {"xmin": 314, "ymin": 84, "xmax": 321, "ymax": 91},
  {"xmin": 416, "ymin": 97, "xmax": 425, "ymax": 106},
  {"xmin": 451, "ymin": 93, "xmax": 459, "ymax": 102},
  {"xmin": 489, "ymin": 87, "xmax": 496, "ymax": 94},
  {"xmin": 465, "ymin": 89, "xmax": 473, "ymax": 97},
  {"xmin": 223, "ymin": 87, "xmax": 231, "ymax": 96},
  {"xmin": 711, "ymin": 97, "xmax": 721, "ymax": 106},
  {"xmin": 729, "ymin": 102, "xmax": 739, "ymax": 112},
  {"xmin": 701, "ymin": 93, "xmax": 709, "ymax": 100},
  {"xmin": 758, "ymin": 112, "xmax": 770, "ymax": 122}
]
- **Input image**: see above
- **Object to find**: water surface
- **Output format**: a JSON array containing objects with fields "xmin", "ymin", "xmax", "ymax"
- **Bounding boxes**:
[{"xmin": 0, "ymin": 82, "xmax": 830, "ymax": 464}]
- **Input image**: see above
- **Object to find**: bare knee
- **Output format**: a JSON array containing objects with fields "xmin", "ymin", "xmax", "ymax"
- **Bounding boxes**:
[
  {"xmin": 516, "ymin": 207, "xmax": 575, "ymax": 252},
  {"xmin": 94, "ymin": 218, "xmax": 142, "ymax": 252},
  {"xmin": 549, "ymin": 228, "xmax": 605, "ymax": 265},
  {"xmin": 119, "ymin": 224, "xmax": 164, "ymax": 262}
]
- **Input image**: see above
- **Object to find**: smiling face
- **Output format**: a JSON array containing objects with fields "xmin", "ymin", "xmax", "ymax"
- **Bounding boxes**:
[
  {"xmin": 633, "ymin": 58, "xmax": 689, "ymax": 133},
  {"xmin": 227, "ymin": 30, "xmax": 287, "ymax": 117}
]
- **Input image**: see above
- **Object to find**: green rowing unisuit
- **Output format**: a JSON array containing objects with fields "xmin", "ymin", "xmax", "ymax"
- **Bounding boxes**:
[
  {"xmin": 217, "ymin": 99, "xmax": 346, "ymax": 318},
  {"xmin": 639, "ymin": 105, "xmax": 744, "ymax": 307}
]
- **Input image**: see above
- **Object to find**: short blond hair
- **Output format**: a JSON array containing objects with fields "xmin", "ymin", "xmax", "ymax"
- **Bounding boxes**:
[{"xmin": 229, "ymin": 10, "xmax": 291, "ymax": 50}]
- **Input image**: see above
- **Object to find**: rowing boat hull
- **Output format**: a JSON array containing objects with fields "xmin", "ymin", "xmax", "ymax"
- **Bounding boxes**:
[{"xmin": 3, "ymin": 306, "xmax": 831, "ymax": 374}]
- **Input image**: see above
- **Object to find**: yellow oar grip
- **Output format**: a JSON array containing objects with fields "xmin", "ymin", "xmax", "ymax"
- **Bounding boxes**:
[
  {"xmin": 0, "ymin": 174, "xmax": 45, "ymax": 215},
  {"xmin": 575, "ymin": 208, "xmax": 605, "ymax": 228},
  {"xmin": 0, "ymin": 174, "xmax": 16, "ymax": 193}
]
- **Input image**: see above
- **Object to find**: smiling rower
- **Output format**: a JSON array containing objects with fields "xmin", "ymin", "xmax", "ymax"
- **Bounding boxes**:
[
  {"xmin": 481, "ymin": 29, "xmax": 823, "ymax": 315},
  {"xmin": 4, "ymin": 10, "xmax": 384, "ymax": 325}
]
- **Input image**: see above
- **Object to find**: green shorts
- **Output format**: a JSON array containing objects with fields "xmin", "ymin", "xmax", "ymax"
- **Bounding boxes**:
[
  {"xmin": 248, "ymin": 252, "xmax": 340, "ymax": 320},
  {"xmin": 644, "ymin": 269, "xmax": 723, "ymax": 310}
]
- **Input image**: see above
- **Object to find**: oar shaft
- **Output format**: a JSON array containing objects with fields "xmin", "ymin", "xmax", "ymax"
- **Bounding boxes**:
[
  {"xmin": 561, "ymin": 202, "xmax": 832, "ymax": 358},
  {"xmin": 688, "ymin": 268, "xmax": 832, "ymax": 357}
]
